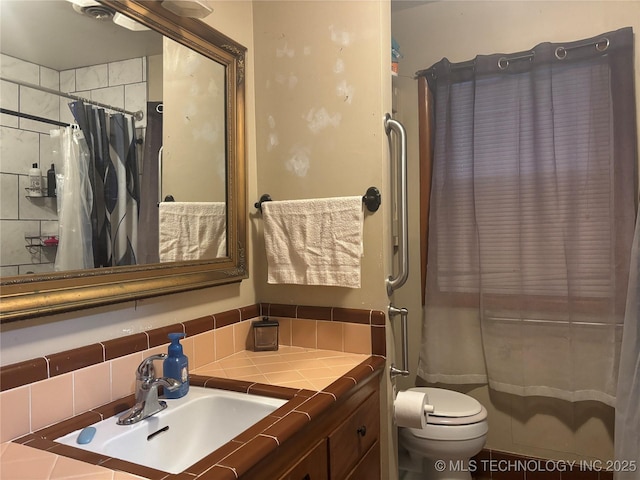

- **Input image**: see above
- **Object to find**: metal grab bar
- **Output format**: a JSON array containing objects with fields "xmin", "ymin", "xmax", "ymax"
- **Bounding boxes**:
[
  {"xmin": 389, "ymin": 305, "xmax": 410, "ymax": 379},
  {"xmin": 385, "ymin": 114, "xmax": 409, "ymax": 296}
]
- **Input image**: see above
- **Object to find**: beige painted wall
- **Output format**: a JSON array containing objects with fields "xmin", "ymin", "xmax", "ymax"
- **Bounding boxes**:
[
  {"xmin": 251, "ymin": 2, "xmax": 395, "ymax": 477},
  {"xmin": 252, "ymin": 1, "xmax": 392, "ymax": 310},
  {"xmin": 163, "ymin": 38, "xmax": 226, "ymax": 202},
  {"xmin": 392, "ymin": 0, "xmax": 640, "ymax": 462},
  {"xmin": 147, "ymin": 54, "xmax": 163, "ymax": 102}
]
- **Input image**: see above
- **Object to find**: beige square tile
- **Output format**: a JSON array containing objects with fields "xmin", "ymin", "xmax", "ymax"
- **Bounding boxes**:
[
  {"xmin": 74, "ymin": 362, "xmax": 111, "ymax": 414},
  {"xmin": 192, "ymin": 331, "xmax": 215, "ymax": 368},
  {"xmin": 343, "ymin": 323, "xmax": 371, "ymax": 354},
  {"xmin": 0, "ymin": 386, "xmax": 30, "ymax": 442},
  {"xmin": 320, "ymin": 355, "xmax": 366, "ymax": 367},
  {"xmin": 114, "ymin": 471, "xmax": 147, "ymax": 480},
  {"xmin": 194, "ymin": 366, "xmax": 228, "ymax": 378},
  {"xmin": 49, "ymin": 453, "xmax": 113, "ymax": 479},
  {"xmin": 224, "ymin": 365, "xmax": 263, "ymax": 378},
  {"xmin": 315, "ymin": 350, "xmax": 349, "ymax": 358},
  {"xmin": 181, "ymin": 336, "xmax": 195, "ymax": 366},
  {"xmin": 217, "ymin": 356, "xmax": 255, "ymax": 369},
  {"xmin": 251, "ymin": 352, "xmax": 284, "ymax": 364},
  {"xmin": 256, "ymin": 362, "xmax": 295, "ymax": 374},
  {"xmin": 328, "ymin": 365, "xmax": 357, "ymax": 377},
  {"xmin": 291, "ymin": 319, "xmax": 317, "ymax": 349},
  {"xmin": 277, "ymin": 317, "xmax": 292, "ymax": 346},
  {"xmin": 31, "ymin": 373, "xmax": 73, "ymax": 431},
  {"xmin": 232, "ymin": 373, "xmax": 270, "ymax": 384},
  {"xmin": 0, "ymin": 443, "xmax": 57, "ymax": 479},
  {"xmin": 234, "ymin": 321, "xmax": 252, "ymax": 353},
  {"xmin": 278, "ymin": 379, "xmax": 317, "ymax": 390},
  {"xmin": 264, "ymin": 370, "xmax": 306, "ymax": 385},
  {"xmin": 299, "ymin": 366, "xmax": 335, "ymax": 379},
  {"xmin": 275, "ymin": 345, "xmax": 306, "ymax": 355},
  {"xmin": 111, "ymin": 352, "xmax": 143, "ymax": 401},
  {"xmin": 317, "ymin": 321, "xmax": 343, "ymax": 351},
  {"xmin": 215, "ymin": 325, "xmax": 234, "ymax": 361},
  {"xmin": 309, "ymin": 378, "xmax": 337, "ymax": 390},
  {"xmin": 279, "ymin": 351, "xmax": 321, "ymax": 363}
]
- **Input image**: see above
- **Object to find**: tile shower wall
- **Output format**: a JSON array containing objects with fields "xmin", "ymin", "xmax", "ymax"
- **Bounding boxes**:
[{"xmin": 0, "ymin": 54, "xmax": 147, "ymax": 276}]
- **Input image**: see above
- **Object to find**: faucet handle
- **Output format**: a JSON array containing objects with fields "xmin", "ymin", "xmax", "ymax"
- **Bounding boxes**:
[{"xmin": 136, "ymin": 354, "xmax": 167, "ymax": 380}]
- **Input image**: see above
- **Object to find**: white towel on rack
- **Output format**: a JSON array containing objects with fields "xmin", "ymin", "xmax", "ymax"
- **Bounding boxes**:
[
  {"xmin": 159, "ymin": 202, "xmax": 226, "ymax": 262},
  {"xmin": 262, "ymin": 196, "xmax": 364, "ymax": 288}
]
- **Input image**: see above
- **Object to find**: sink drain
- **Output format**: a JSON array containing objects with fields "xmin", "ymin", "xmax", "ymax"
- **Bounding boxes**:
[{"xmin": 147, "ymin": 425, "xmax": 170, "ymax": 441}]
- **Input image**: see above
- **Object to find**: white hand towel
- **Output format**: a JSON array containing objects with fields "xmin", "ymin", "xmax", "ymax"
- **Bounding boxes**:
[
  {"xmin": 262, "ymin": 196, "xmax": 364, "ymax": 288},
  {"xmin": 159, "ymin": 202, "xmax": 226, "ymax": 262}
]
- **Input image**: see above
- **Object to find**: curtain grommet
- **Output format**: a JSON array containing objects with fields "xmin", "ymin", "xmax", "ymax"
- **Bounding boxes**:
[
  {"xmin": 596, "ymin": 38, "xmax": 610, "ymax": 52},
  {"xmin": 555, "ymin": 47, "xmax": 567, "ymax": 60},
  {"xmin": 498, "ymin": 57, "xmax": 509, "ymax": 70}
]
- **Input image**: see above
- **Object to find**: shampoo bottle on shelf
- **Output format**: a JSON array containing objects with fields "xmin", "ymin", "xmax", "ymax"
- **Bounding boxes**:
[
  {"xmin": 163, "ymin": 333, "xmax": 189, "ymax": 399},
  {"xmin": 47, "ymin": 164, "xmax": 56, "ymax": 197},
  {"xmin": 29, "ymin": 163, "xmax": 43, "ymax": 197}
]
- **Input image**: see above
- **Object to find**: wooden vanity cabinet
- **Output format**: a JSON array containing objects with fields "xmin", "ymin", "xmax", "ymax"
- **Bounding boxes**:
[
  {"xmin": 241, "ymin": 371, "xmax": 381, "ymax": 480},
  {"xmin": 328, "ymin": 389, "xmax": 380, "ymax": 479},
  {"xmin": 278, "ymin": 439, "xmax": 328, "ymax": 480}
]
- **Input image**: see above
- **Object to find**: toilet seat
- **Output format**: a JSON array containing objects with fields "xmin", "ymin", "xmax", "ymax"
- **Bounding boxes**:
[
  {"xmin": 408, "ymin": 387, "xmax": 487, "ymax": 424},
  {"xmin": 404, "ymin": 388, "xmax": 489, "ymax": 440}
]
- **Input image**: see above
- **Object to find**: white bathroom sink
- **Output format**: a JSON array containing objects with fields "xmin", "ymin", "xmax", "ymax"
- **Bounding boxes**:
[{"xmin": 56, "ymin": 387, "xmax": 287, "ymax": 474}]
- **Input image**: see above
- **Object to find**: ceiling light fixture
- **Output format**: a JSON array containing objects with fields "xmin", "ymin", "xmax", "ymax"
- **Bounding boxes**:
[{"xmin": 160, "ymin": 0, "xmax": 213, "ymax": 19}]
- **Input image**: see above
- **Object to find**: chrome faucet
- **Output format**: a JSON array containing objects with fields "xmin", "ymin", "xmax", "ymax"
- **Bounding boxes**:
[{"xmin": 117, "ymin": 354, "xmax": 181, "ymax": 425}]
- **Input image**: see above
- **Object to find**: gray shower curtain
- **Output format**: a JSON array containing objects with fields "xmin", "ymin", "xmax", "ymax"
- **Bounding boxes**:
[
  {"xmin": 70, "ymin": 101, "xmax": 140, "ymax": 267},
  {"xmin": 615, "ymin": 206, "xmax": 640, "ymax": 479},
  {"xmin": 138, "ymin": 102, "xmax": 163, "ymax": 265},
  {"xmin": 418, "ymin": 27, "xmax": 637, "ymax": 404}
]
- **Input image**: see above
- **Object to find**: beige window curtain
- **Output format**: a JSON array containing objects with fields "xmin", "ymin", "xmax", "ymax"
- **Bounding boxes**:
[{"xmin": 417, "ymin": 27, "xmax": 637, "ymax": 405}]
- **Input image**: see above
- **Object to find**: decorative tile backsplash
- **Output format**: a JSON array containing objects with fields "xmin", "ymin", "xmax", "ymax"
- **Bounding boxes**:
[
  {"xmin": 0, "ymin": 303, "xmax": 386, "ymax": 443},
  {"xmin": 0, "ymin": 53, "xmax": 147, "ymax": 276}
]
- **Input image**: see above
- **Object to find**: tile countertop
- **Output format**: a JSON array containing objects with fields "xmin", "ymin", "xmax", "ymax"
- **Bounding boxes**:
[
  {"xmin": 2, "ymin": 347, "xmax": 383, "ymax": 480},
  {"xmin": 191, "ymin": 346, "xmax": 370, "ymax": 390}
]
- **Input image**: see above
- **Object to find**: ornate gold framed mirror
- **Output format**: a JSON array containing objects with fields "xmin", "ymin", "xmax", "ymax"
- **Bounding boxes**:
[{"xmin": 0, "ymin": 0, "xmax": 247, "ymax": 323}]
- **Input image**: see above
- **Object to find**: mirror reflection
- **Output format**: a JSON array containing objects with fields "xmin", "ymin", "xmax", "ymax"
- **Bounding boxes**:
[{"xmin": 0, "ymin": 0, "xmax": 227, "ymax": 277}]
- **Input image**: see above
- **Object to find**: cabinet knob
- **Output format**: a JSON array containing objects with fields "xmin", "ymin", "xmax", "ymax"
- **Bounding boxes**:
[{"xmin": 357, "ymin": 425, "xmax": 367, "ymax": 437}]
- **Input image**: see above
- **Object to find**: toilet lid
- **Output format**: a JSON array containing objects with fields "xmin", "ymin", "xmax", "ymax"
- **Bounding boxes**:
[{"xmin": 410, "ymin": 387, "xmax": 482, "ymax": 418}]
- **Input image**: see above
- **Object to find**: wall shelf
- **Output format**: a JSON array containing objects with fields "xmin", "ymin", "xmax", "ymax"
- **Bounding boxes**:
[
  {"xmin": 25, "ymin": 235, "xmax": 59, "ymax": 250},
  {"xmin": 24, "ymin": 188, "xmax": 56, "ymax": 200}
]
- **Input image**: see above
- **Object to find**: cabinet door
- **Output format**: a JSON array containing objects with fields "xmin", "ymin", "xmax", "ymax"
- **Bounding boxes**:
[
  {"xmin": 328, "ymin": 392, "xmax": 380, "ymax": 480},
  {"xmin": 279, "ymin": 439, "xmax": 328, "ymax": 480},
  {"xmin": 345, "ymin": 441, "xmax": 380, "ymax": 480}
]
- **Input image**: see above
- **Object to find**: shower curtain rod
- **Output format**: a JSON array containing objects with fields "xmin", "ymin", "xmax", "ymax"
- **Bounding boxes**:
[
  {"xmin": 0, "ymin": 108, "xmax": 71, "ymax": 127},
  {"xmin": 0, "ymin": 77, "xmax": 144, "ymax": 122}
]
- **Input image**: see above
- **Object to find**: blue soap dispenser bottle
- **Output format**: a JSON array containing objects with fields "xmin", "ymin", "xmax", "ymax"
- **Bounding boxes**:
[{"xmin": 163, "ymin": 333, "xmax": 189, "ymax": 398}]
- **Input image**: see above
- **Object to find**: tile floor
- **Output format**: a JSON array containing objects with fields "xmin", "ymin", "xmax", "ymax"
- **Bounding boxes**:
[{"xmin": 191, "ymin": 346, "xmax": 369, "ymax": 390}]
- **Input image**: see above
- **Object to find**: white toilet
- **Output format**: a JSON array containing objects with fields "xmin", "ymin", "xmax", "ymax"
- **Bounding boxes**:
[{"xmin": 398, "ymin": 387, "xmax": 488, "ymax": 480}]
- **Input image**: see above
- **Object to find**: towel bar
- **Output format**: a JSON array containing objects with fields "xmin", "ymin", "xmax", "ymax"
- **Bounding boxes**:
[{"xmin": 254, "ymin": 187, "xmax": 381, "ymax": 214}]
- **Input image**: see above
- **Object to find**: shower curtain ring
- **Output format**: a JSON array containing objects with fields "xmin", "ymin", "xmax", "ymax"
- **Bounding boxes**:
[{"xmin": 498, "ymin": 57, "xmax": 509, "ymax": 70}]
